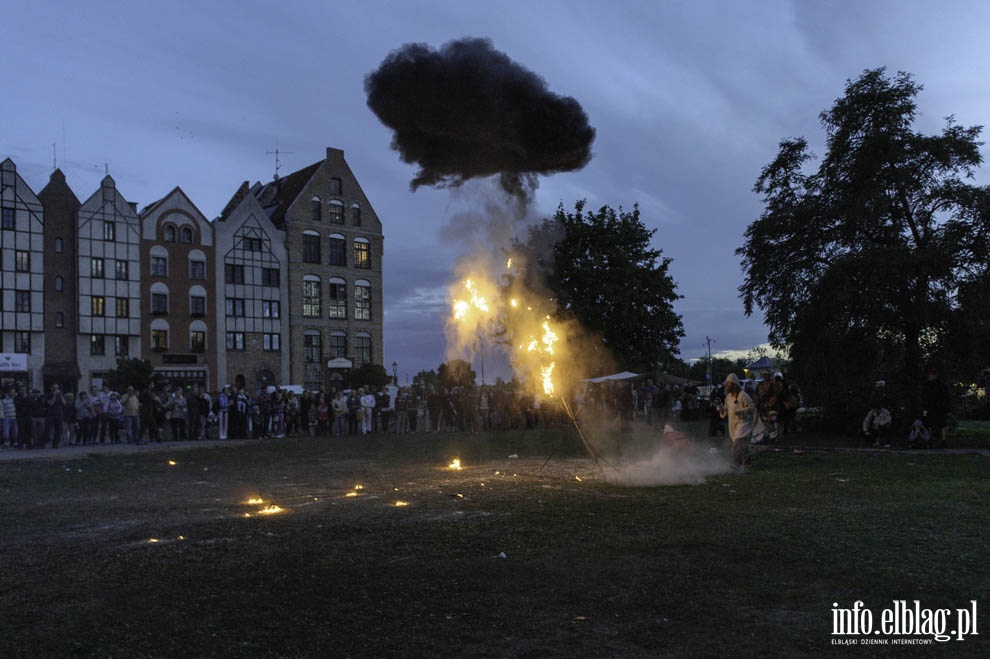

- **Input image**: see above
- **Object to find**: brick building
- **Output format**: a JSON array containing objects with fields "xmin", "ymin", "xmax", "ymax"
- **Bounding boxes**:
[
  {"xmin": 1, "ymin": 146, "xmax": 385, "ymax": 395},
  {"xmin": 37, "ymin": 169, "xmax": 81, "ymax": 391},
  {"xmin": 248, "ymin": 147, "xmax": 384, "ymax": 392},
  {"xmin": 139, "ymin": 187, "xmax": 217, "ymax": 390}
]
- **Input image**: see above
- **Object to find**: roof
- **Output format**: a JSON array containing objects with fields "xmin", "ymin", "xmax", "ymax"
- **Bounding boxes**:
[
  {"xmin": 745, "ymin": 356, "xmax": 777, "ymax": 371},
  {"xmin": 252, "ymin": 161, "xmax": 321, "ymax": 228}
]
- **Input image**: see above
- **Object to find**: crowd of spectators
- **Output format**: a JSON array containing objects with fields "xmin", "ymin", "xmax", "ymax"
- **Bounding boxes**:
[{"xmin": 1, "ymin": 377, "xmax": 724, "ymax": 451}]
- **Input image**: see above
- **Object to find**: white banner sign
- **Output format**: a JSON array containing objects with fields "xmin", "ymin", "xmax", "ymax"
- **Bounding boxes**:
[{"xmin": 0, "ymin": 353, "xmax": 28, "ymax": 372}]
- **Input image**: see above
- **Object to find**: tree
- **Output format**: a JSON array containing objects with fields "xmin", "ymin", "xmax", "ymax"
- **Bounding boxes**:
[
  {"xmin": 739, "ymin": 68, "xmax": 990, "ymax": 418},
  {"xmin": 512, "ymin": 200, "xmax": 684, "ymax": 372},
  {"xmin": 350, "ymin": 363, "xmax": 391, "ymax": 389},
  {"xmin": 104, "ymin": 357, "xmax": 155, "ymax": 391},
  {"xmin": 438, "ymin": 359, "xmax": 476, "ymax": 390}
]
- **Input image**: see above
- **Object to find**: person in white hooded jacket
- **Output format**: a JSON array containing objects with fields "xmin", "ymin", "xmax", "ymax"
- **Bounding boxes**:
[
  {"xmin": 360, "ymin": 388, "xmax": 376, "ymax": 435},
  {"xmin": 718, "ymin": 373, "xmax": 755, "ymax": 470}
]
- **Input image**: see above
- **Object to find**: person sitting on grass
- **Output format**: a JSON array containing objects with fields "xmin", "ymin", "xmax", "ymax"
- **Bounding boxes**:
[
  {"xmin": 862, "ymin": 405, "xmax": 893, "ymax": 447},
  {"xmin": 908, "ymin": 418, "xmax": 931, "ymax": 449}
]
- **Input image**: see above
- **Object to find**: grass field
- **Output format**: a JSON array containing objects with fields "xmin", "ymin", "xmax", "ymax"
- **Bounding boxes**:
[{"xmin": 0, "ymin": 424, "xmax": 987, "ymax": 658}]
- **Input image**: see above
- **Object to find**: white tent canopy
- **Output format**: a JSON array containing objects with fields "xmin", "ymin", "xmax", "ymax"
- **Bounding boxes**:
[{"xmin": 583, "ymin": 371, "xmax": 642, "ymax": 384}]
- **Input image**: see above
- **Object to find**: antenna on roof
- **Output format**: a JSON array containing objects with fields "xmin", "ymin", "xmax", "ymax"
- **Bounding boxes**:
[
  {"xmin": 53, "ymin": 143, "xmax": 57, "ymax": 171},
  {"xmin": 266, "ymin": 146, "xmax": 295, "ymax": 182}
]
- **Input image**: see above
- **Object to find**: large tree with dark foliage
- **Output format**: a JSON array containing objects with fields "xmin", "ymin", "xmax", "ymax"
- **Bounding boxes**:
[
  {"xmin": 104, "ymin": 357, "xmax": 155, "ymax": 392},
  {"xmin": 513, "ymin": 200, "xmax": 684, "ymax": 372},
  {"xmin": 739, "ymin": 68, "xmax": 990, "ymax": 419}
]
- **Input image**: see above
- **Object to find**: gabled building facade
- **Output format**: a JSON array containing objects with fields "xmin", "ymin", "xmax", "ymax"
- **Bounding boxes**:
[
  {"xmin": 251, "ymin": 147, "xmax": 384, "ymax": 392},
  {"xmin": 140, "ymin": 187, "xmax": 217, "ymax": 390},
  {"xmin": 214, "ymin": 182, "xmax": 289, "ymax": 392},
  {"xmin": 37, "ymin": 169, "xmax": 81, "ymax": 391},
  {"xmin": 76, "ymin": 176, "xmax": 143, "ymax": 387},
  {"xmin": 0, "ymin": 158, "xmax": 45, "ymax": 390}
]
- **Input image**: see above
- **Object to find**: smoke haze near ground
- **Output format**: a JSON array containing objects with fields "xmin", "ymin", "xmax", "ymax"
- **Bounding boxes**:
[
  {"xmin": 574, "ymin": 409, "xmax": 733, "ymax": 485},
  {"xmin": 365, "ymin": 37, "xmax": 595, "ymax": 202}
]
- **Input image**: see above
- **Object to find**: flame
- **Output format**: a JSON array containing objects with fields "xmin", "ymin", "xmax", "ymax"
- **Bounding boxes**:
[
  {"xmin": 452, "ymin": 279, "xmax": 491, "ymax": 321},
  {"xmin": 449, "ymin": 458, "xmax": 462, "ymax": 470},
  {"xmin": 448, "ymin": 261, "xmax": 572, "ymax": 399},
  {"xmin": 167, "ymin": 460, "xmax": 176, "ymax": 466},
  {"xmin": 523, "ymin": 318, "xmax": 558, "ymax": 395},
  {"xmin": 394, "ymin": 501, "xmax": 410, "ymax": 507},
  {"xmin": 354, "ymin": 484, "xmax": 364, "ymax": 490},
  {"xmin": 245, "ymin": 497, "xmax": 264, "ymax": 505},
  {"xmin": 258, "ymin": 505, "xmax": 283, "ymax": 515}
]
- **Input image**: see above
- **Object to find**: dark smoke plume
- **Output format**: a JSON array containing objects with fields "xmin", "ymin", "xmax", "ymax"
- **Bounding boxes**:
[{"xmin": 365, "ymin": 37, "xmax": 595, "ymax": 199}]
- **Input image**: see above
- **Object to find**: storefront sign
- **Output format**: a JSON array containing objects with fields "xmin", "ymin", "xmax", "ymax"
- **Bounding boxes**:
[{"xmin": 0, "ymin": 354, "xmax": 28, "ymax": 372}]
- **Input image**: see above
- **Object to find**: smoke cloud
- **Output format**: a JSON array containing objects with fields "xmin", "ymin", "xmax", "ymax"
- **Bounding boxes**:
[{"xmin": 365, "ymin": 37, "xmax": 595, "ymax": 201}]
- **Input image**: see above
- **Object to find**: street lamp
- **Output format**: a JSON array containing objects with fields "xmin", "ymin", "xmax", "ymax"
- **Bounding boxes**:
[{"xmin": 392, "ymin": 361, "xmax": 398, "ymax": 386}]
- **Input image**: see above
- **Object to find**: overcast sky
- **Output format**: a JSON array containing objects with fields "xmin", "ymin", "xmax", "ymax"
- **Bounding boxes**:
[{"xmin": 4, "ymin": 0, "xmax": 990, "ymax": 383}]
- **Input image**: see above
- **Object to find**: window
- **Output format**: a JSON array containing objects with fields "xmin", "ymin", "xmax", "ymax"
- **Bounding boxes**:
[
  {"xmin": 151, "ymin": 256, "xmax": 168, "ymax": 277},
  {"xmin": 354, "ymin": 283, "xmax": 371, "ymax": 320},
  {"xmin": 181, "ymin": 227, "xmax": 193, "ymax": 243},
  {"xmin": 302, "ymin": 234, "xmax": 321, "ymax": 263},
  {"xmin": 328, "ymin": 235, "xmax": 346, "ymax": 265},
  {"xmin": 329, "ymin": 332, "xmax": 346, "ymax": 359},
  {"xmin": 152, "ymin": 329, "xmax": 168, "ymax": 351},
  {"xmin": 190, "ymin": 331, "xmax": 206, "ymax": 353},
  {"xmin": 14, "ymin": 331, "xmax": 31, "ymax": 353},
  {"xmin": 190, "ymin": 260, "xmax": 206, "ymax": 280},
  {"xmin": 15, "ymin": 290, "xmax": 30, "ymax": 312},
  {"xmin": 262, "ymin": 300, "xmax": 280, "ymax": 318},
  {"xmin": 304, "ymin": 333, "xmax": 321, "ymax": 363},
  {"xmin": 243, "ymin": 236, "xmax": 262, "ymax": 251},
  {"xmin": 311, "ymin": 196, "xmax": 322, "ymax": 221},
  {"xmin": 224, "ymin": 264, "xmax": 244, "ymax": 284},
  {"xmin": 329, "ymin": 279, "xmax": 347, "ymax": 319},
  {"xmin": 115, "ymin": 335, "xmax": 129, "ymax": 357},
  {"xmin": 90, "ymin": 335, "xmax": 106, "ymax": 356},
  {"xmin": 351, "ymin": 203, "xmax": 362, "ymax": 227},
  {"xmin": 302, "ymin": 279, "xmax": 321, "ymax": 317},
  {"xmin": 15, "ymin": 250, "xmax": 30, "ymax": 272},
  {"xmin": 14, "ymin": 330, "xmax": 31, "ymax": 353},
  {"xmin": 116, "ymin": 297, "xmax": 129, "ymax": 318},
  {"xmin": 164, "ymin": 225, "xmax": 176, "ymax": 242},
  {"xmin": 190, "ymin": 295, "xmax": 206, "ymax": 317},
  {"xmin": 55, "ymin": 237, "xmax": 63, "ymax": 253},
  {"xmin": 328, "ymin": 200, "xmax": 344, "ymax": 224},
  {"xmin": 354, "ymin": 239, "xmax": 370, "ymax": 269},
  {"xmin": 91, "ymin": 296, "xmax": 106, "ymax": 317},
  {"xmin": 151, "ymin": 293, "xmax": 168, "ymax": 315},
  {"xmin": 225, "ymin": 298, "xmax": 245, "ymax": 317},
  {"xmin": 328, "ymin": 177, "xmax": 342, "ymax": 195},
  {"xmin": 115, "ymin": 260, "xmax": 129, "ymax": 280},
  {"xmin": 103, "ymin": 221, "xmax": 116, "ymax": 242},
  {"xmin": 263, "ymin": 333, "xmax": 281, "ymax": 351},
  {"xmin": 225, "ymin": 332, "xmax": 245, "ymax": 351},
  {"xmin": 1, "ymin": 207, "xmax": 14, "ymax": 229},
  {"xmin": 262, "ymin": 267, "xmax": 280, "ymax": 287},
  {"xmin": 90, "ymin": 257, "xmax": 104, "ymax": 278},
  {"xmin": 55, "ymin": 311, "xmax": 64, "ymax": 328},
  {"xmin": 55, "ymin": 276, "xmax": 63, "ymax": 292},
  {"xmin": 354, "ymin": 334, "xmax": 371, "ymax": 367}
]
